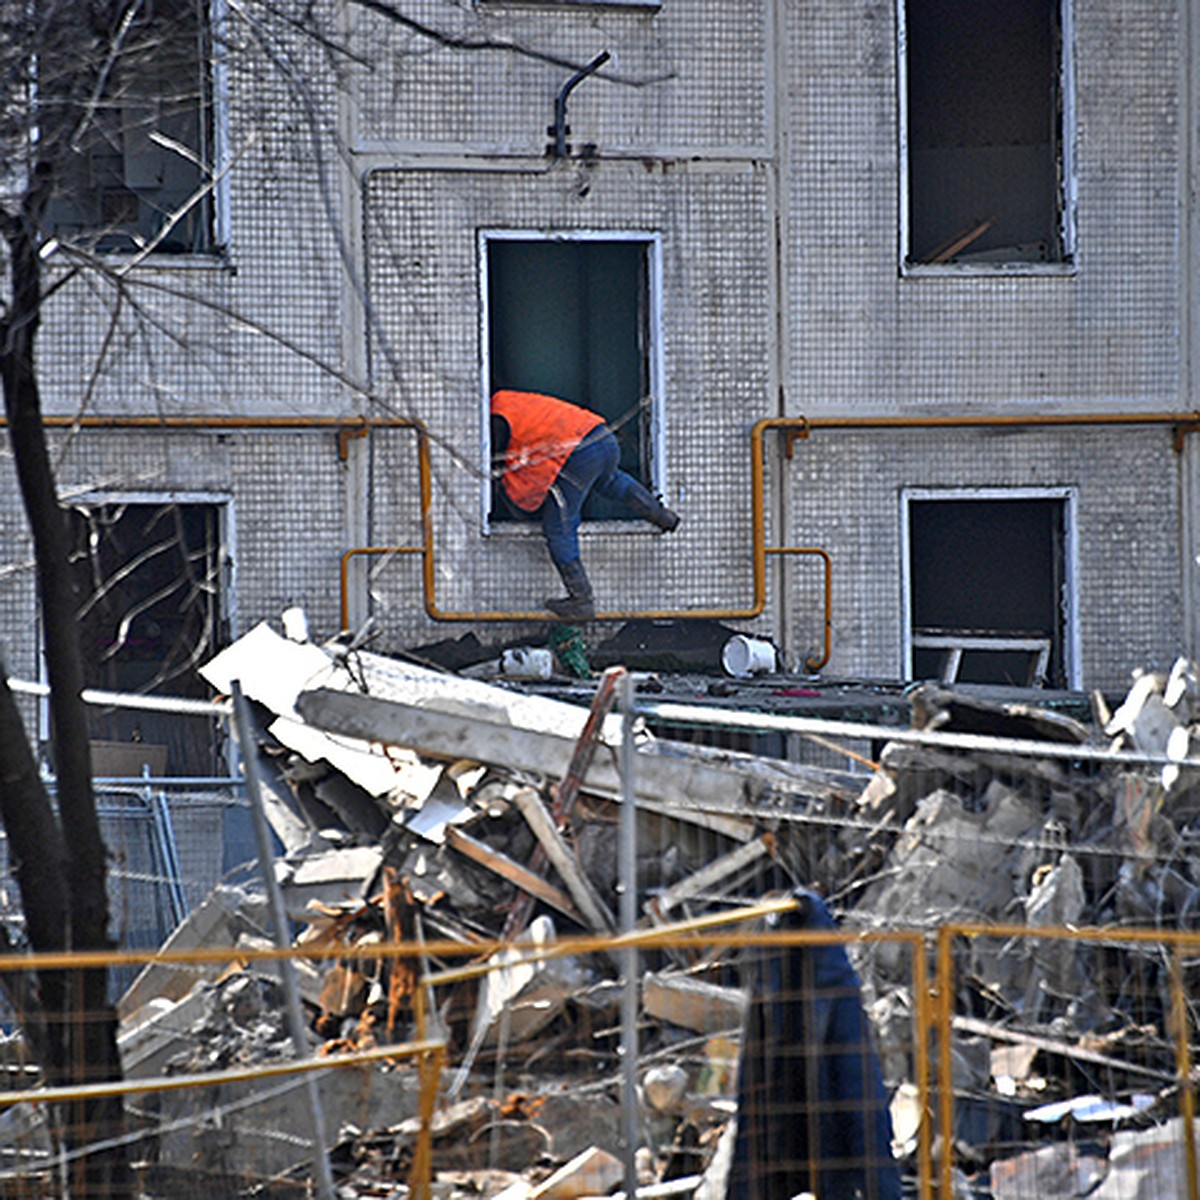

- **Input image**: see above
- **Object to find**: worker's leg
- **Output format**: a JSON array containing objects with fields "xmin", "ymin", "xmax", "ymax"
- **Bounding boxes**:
[
  {"xmin": 545, "ymin": 558, "xmax": 595, "ymax": 620},
  {"xmin": 540, "ymin": 433, "xmax": 613, "ymax": 620},
  {"xmin": 593, "ymin": 445, "xmax": 681, "ymax": 532},
  {"xmin": 541, "ymin": 430, "xmax": 616, "ymax": 565}
]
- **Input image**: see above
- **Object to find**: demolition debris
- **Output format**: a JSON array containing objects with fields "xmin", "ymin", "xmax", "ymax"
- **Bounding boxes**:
[{"xmin": 4, "ymin": 621, "xmax": 1200, "ymax": 1197}]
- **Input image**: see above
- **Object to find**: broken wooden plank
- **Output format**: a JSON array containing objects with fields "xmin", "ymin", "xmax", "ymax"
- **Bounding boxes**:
[
  {"xmin": 927, "ymin": 217, "xmax": 994, "ymax": 264},
  {"xmin": 503, "ymin": 667, "xmax": 624, "ymax": 941},
  {"xmin": 555, "ymin": 665, "xmax": 625, "ymax": 818},
  {"xmin": 645, "ymin": 835, "xmax": 772, "ymax": 925},
  {"xmin": 445, "ymin": 827, "xmax": 586, "ymax": 925},
  {"xmin": 529, "ymin": 1146, "xmax": 624, "ymax": 1200},
  {"xmin": 510, "ymin": 786, "xmax": 615, "ymax": 934},
  {"xmin": 953, "ymin": 1014, "xmax": 1175, "ymax": 1083}
]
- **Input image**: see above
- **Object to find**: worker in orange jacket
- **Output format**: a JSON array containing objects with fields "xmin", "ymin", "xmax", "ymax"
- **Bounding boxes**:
[{"xmin": 490, "ymin": 389, "xmax": 680, "ymax": 620}]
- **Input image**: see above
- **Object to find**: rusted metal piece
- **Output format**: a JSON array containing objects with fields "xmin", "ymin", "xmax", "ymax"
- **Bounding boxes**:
[
  {"xmin": 383, "ymin": 866, "xmax": 418, "ymax": 1041},
  {"xmin": 551, "ymin": 665, "xmax": 625, "ymax": 824}
]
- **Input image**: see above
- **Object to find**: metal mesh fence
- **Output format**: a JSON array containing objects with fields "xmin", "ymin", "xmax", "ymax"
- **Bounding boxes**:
[
  {"xmin": 0, "ymin": 681, "xmax": 1198, "ymax": 1197},
  {"xmin": 0, "ymin": 922, "xmax": 1194, "ymax": 1198}
]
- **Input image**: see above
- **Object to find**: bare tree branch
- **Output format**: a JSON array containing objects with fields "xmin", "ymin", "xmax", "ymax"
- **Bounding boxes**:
[{"xmin": 347, "ymin": 0, "xmax": 675, "ymax": 85}]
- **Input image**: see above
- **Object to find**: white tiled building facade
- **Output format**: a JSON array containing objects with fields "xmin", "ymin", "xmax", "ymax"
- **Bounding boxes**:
[{"xmin": 5, "ymin": 0, "xmax": 1199, "ymax": 747}]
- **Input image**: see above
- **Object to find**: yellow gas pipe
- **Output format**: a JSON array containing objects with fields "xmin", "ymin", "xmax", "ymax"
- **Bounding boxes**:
[{"xmin": 13, "ymin": 409, "xmax": 1199, "ymax": 676}]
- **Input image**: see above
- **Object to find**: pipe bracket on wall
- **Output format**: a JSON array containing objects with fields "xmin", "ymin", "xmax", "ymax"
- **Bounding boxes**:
[{"xmin": 547, "ymin": 51, "xmax": 611, "ymax": 159}]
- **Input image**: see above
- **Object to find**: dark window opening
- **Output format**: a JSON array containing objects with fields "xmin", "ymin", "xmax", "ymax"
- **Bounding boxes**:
[
  {"xmin": 43, "ymin": 0, "xmax": 214, "ymax": 254},
  {"xmin": 487, "ymin": 237, "xmax": 653, "ymax": 523},
  {"xmin": 903, "ymin": 0, "xmax": 1068, "ymax": 267},
  {"xmin": 908, "ymin": 497, "xmax": 1068, "ymax": 688},
  {"xmin": 66, "ymin": 502, "xmax": 226, "ymax": 775}
]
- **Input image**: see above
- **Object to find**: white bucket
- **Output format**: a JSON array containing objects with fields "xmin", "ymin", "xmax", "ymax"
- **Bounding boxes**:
[
  {"xmin": 502, "ymin": 647, "xmax": 553, "ymax": 680},
  {"xmin": 722, "ymin": 635, "xmax": 777, "ymax": 678}
]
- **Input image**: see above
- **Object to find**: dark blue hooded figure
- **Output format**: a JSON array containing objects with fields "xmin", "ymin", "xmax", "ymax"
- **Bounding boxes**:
[{"xmin": 727, "ymin": 888, "xmax": 902, "ymax": 1200}]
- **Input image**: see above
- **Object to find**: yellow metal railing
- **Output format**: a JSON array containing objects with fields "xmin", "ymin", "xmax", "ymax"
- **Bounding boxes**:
[
  {"xmin": 22, "ymin": 408, "xmax": 1198, "ymax": 673},
  {"xmin": 931, "ymin": 922, "xmax": 1200, "ymax": 1200},
  {"xmin": 338, "ymin": 416, "xmax": 835, "ymax": 671},
  {"xmin": 1, "ymin": 918, "xmax": 1198, "ymax": 1196}
]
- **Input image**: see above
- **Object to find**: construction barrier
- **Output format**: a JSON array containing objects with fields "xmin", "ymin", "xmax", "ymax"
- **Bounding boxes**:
[
  {"xmin": 4, "ymin": 665, "xmax": 1200, "ymax": 1197},
  {"xmin": 0, "ymin": 913, "xmax": 1195, "ymax": 1199}
]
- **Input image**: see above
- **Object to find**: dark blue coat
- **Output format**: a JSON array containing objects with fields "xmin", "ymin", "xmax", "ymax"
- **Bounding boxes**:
[{"xmin": 727, "ymin": 889, "xmax": 902, "ymax": 1200}]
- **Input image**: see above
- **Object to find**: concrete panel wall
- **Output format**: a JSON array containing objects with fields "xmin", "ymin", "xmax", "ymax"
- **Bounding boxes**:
[
  {"xmin": 361, "ymin": 161, "xmax": 776, "ymax": 644},
  {"xmin": 349, "ymin": 0, "xmax": 768, "ymax": 155},
  {"xmin": 788, "ymin": 0, "xmax": 1180, "ymax": 410},
  {"xmin": 2, "ymin": 0, "xmax": 1192, "ymax": 696},
  {"xmin": 781, "ymin": 427, "xmax": 1183, "ymax": 692}
]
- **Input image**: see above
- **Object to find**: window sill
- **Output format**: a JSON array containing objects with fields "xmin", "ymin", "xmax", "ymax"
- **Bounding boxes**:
[
  {"xmin": 477, "ymin": 0, "xmax": 660, "ymax": 9},
  {"xmin": 901, "ymin": 261, "xmax": 1077, "ymax": 279},
  {"xmin": 43, "ymin": 247, "xmax": 234, "ymax": 273},
  {"xmin": 485, "ymin": 520, "xmax": 664, "ymax": 538}
]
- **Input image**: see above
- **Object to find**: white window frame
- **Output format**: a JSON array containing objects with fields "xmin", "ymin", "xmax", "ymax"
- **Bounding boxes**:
[
  {"xmin": 897, "ymin": 0, "xmax": 1077, "ymax": 276},
  {"xmin": 211, "ymin": 0, "xmax": 232, "ymax": 252},
  {"xmin": 478, "ymin": 228, "xmax": 666, "ymax": 534},
  {"xmin": 900, "ymin": 486, "xmax": 1080, "ymax": 688},
  {"xmin": 36, "ymin": 0, "xmax": 230, "ymax": 261}
]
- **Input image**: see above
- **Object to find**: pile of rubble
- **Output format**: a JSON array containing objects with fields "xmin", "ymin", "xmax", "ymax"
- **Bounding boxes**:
[
  {"xmin": 848, "ymin": 665, "xmax": 1200, "ymax": 1198},
  {"xmin": 104, "ymin": 620, "xmax": 856, "ymax": 1196},
  {"xmin": 39, "ymin": 623, "xmax": 1200, "ymax": 1196}
]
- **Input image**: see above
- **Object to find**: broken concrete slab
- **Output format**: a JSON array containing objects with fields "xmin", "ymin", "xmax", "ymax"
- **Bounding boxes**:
[
  {"xmin": 992, "ymin": 1116, "xmax": 1200, "ymax": 1200},
  {"xmin": 118, "ymin": 986, "xmax": 212, "ymax": 1079},
  {"xmin": 208, "ymin": 622, "xmax": 803, "ymax": 845},
  {"xmin": 643, "ymin": 1064, "xmax": 690, "ymax": 1114},
  {"xmin": 127, "ymin": 969, "xmax": 429, "ymax": 1180},
  {"xmin": 857, "ymin": 785, "xmax": 1043, "ymax": 928},
  {"xmin": 1022, "ymin": 853, "xmax": 1086, "ymax": 1011},
  {"xmin": 153, "ymin": 1057, "xmax": 427, "ymax": 1182},
  {"xmin": 528, "ymin": 1146, "xmax": 624, "ymax": 1200},
  {"xmin": 909, "ymin": 684, "xmax": 1093, "ymax": 745},
  {"xmin": 201, "ymin": 622, "xmax": 449, "ymax": 804},
  {"xmin": 642, "ymin": 972, "xmax": 746, "ymax": 1036},
  {"xmin": 276, "ymin": 844, "xmax": 385, "ymax": 924},
  {"xmin": 533, "ymin": 1090, "xmax": 625, "ymax": 1162},
  {"xmin": 389, "ymin": 1096, "xmax": 553, "ymax": 1173},
  {"xmin": 989, "ymin": 1141, "xmax": 1107, "ymax": 1199},
  {"xmin": 118, "ymin": 884, "xmax": 270, "ymax": 1023},
  {"xmin": 295, "ymin": 685, "xmax": 826, "ymax": 838}
]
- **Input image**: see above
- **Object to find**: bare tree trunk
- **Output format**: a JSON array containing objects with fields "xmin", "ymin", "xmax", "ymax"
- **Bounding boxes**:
[
  {"xmin": 0, "ymin": 676, "xmax": 69, "ymax": 1066},
  {"xmin": 2, "ymin": 168, "xmax": 133, "ymax": 1197}
]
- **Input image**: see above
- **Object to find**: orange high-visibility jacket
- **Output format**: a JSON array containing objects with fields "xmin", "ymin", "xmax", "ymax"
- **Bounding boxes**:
[{"xmin": 490, "ymin": 390, "xmax": 605, "ymax": 511}]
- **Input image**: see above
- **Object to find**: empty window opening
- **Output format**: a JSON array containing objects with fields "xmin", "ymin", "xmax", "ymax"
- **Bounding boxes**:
[
  {"xmin": 64, "ymin": 500, "xmax": 227, "ymax": 775},
  {"xmin": 42, "ymin": 0, "xmax": 216, "ymax": 254},
  {"xmin": 901, "ymin": 0, "xmax": 1072, "ymax": 267},
  {"xmin": 905, "ymin": 494, "xmax": 1075, "ymax": 688},
  {"xmin": 483, "ymin": 233, "xmax": 663, "ymax": 524}
]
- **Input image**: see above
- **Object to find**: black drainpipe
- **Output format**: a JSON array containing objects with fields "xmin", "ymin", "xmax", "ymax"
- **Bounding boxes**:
[{"xmin": 549, "ymin": 51, "xmax": 611, "ymax": 158}]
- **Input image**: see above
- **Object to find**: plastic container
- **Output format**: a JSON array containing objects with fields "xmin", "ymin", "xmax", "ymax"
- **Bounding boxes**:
[
  {"xmin": 501, "ymin": 647, "xmax": 553, "ymax": 679},
  {"xmin": 722, "ymin": 634, "xmax": 777, "ymax": 678}
]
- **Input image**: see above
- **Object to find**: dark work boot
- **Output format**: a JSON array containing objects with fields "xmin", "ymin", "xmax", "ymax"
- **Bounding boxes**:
[
  {"xmin": 545, "ymin": 558, "xmax": 596, "ymax": 621},
  {"xmin": 626, "ymin": 484, "xmax": 681, "ymax": 532}
]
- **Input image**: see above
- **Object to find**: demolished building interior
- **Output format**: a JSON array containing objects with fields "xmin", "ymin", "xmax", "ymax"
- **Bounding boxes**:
[{"xmin": 2, "ymin": 616, "xmax": 1200, "ymax": 1199}]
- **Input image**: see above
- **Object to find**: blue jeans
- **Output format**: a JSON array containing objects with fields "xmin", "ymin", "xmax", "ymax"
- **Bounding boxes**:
[{"xmin": 541, "ymin": 426, "xmax": 649, "ymax": 566}]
